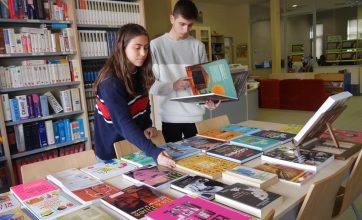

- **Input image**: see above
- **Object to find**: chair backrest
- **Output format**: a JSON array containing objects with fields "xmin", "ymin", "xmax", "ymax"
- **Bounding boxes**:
[
  {"xmin": 21, "ymin": 150, "xmax": 97, "ymax": 183},
  {"xmin": 264, "ymin": 209, "xmax": 275, "ymax": 220},
  {"xmin": 195, "ymin": 115, "xmax": 230, "ymax": 133},
  {"xmin": 113, "ymin": 130, "xmax": 165, "ymax": 158},
  {"xmin": 296, "ymin": 159, "xmax": 354, "ymax": 220}
]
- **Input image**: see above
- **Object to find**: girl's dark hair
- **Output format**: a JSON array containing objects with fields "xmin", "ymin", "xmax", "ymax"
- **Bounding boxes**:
[
  {"xmin": 173, "ymin": 0, "xmax": 198, "ymax": 20},
  {"xmin": 93, "ymin": 23, "xmax": 154, "ymax": 96}
]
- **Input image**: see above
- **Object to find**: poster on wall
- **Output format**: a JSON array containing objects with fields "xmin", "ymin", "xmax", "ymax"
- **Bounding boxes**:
[{"xmin": 236, "ymin": 43, "xmax": 248, "ymax": 58}]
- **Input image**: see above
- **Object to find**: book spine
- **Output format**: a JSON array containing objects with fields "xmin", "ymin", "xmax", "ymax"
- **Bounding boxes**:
[
  {"xmin": 16, "ymin": 95, "xmax": 29, "ymax": 120},
  {"xmin": 9, "ymin": 98, "xmax": 20, "ymax": 121},
  {"xmin": 31, "ymin": 93, "xmax": 42, "ymax": 118},
  {"xmin": 14, "ymin": 124, "xmax": 25, "ymax": 152},
  {"xmin": 53, "ymin": 120, "xmax": 60, "ymax": 144},
  {"xmin": 63, "ymin": 118, "xmax": 71, "ymax": 142},
  {"xmin": 45, "ymin": 120, "xmax": 55, "ymax": 145},
  {"xmin": 26, "ymin": 94, "xmax": 34, "ymax": 119},
  {"xmin": 44, "ymin": 91, "xmax": 63, "ymax": 113},
  {"xmin": 77, "ymin": 118, "xmax": 85, "ymax": 138},
  {"xmin": 39, "ymin": 94, "xmax": 49, "ymax": 116},
  {"xmin": 57, "ymin": 120, "xmax": 66, "ymax": 143},
  {"xmin": 70, "ymin": 88, "xmax": 81, "ymax": 111},
  {"xmin": 38, "ymin": 121, "xmax": 48, "ymax": 147},
  {"xmin": 1, "ymin": 94, "xmax": 12, "ymax": 121}
]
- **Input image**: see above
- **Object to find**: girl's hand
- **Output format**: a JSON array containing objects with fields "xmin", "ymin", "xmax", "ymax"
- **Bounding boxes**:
[
  {"xmin": 144, "ymin": 127, "xmax": 157, "ymax": 139},
  {"xmin": 157, "ymin": 151, "xmax": 176, "ymax": 168},
  {"xmin": 205, "ymin": 100, "xmax": 221, "ymax": 110}
]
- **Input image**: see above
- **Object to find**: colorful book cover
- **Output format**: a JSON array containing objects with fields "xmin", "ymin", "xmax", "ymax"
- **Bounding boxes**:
[
  {"xmin": 198, "ymin": 129, "xmax": 242, "ymax": 141},
  {"xmin": 174, "ymin": 136, "xmax": 224, "ymax": 152},
  {"xmin": 157, "ymin": 143, "xmax": 200, "ymax": 160},
  {"xmin": 320, "ymin": 129, "xmax": 362, "ymax": 143},
  {"xmin": 220, "ymin": 124, "xmax": 261, "ymax": 134},
  {"xmin": 252, "ymin": 130, "xmax": 295, "ymax": 144},
  {"xmin": 123, "ymin": 164, "xmax": 186, "ymax": 189},
  {"xmin": 176, "ymin": 155, "xmax": 239, "ymax": 179},
  {"xmin": 171, "ymin": 175, "xmax": 226, "ymax": 200},
  {"xmin": 0, "ymin": 192, "xmax": 21, "ymax": 213},
  {"xmin": 230, "ymin": 135, "xmax": 280, "ymax": 151},
  {"xmin": 57, "ymin": 205, "xmax": 114, "ymax": 220},
  {"xmin": 72, "ymin": 183, "xmax": 121, "ymax": 202},
  {"xmin": 261, "ymin": 147, "xmax": 334, "ymax": 171},
  {"xmin": 277, "ymin": 124, "xmax": 303, "ymax": 134},
  {"xmin": 254, "ymin": 163, "xmax": 315, "ymax": 186},
  {"xmin": 81, "ymin": 159, "xmax": 137, "ymax": 180},
  {"xmin": 170, "ymin": 59, "xmax": 238, "ymax": 103},
  {"xmin": 121, "ymin": 151, "xmax": 155, "ymax": 167},
  {"xmin": 0, "ymin": 207, "xmax": 34, "ymax": 220},
  {"xmin": 146, "ymin": 196, "xmax": 252, "ymax": 220},
  {"xmin": 10, "ymin": 179, "xmax": 59, "ymax": 201},
  {"xmin": 206, "ymin": 144, "xmax": 262, "ymax": 163},
  {"xmin": 307, "ymin": 140, "xmax": 362, "ymax": 160},
  {"xmin": 101, "ymin": 185, "xmax": 173, "ymax": 220}
]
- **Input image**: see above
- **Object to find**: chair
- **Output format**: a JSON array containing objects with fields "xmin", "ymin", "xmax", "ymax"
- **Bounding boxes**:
[
  {"xmin": 332, "ymin": 149, "xmax": 362, "ymax": 220},
  {"xmin": 21, "ymin": 150, "xmax": 96, "ymax": 183},
  {"xmin": 113, "ymin": 130, "xmax": 165, "ymax": 158},
  {"xmin": 296, "ymin": 159, "xmax": 354, "ymax": 220},
  {"xmin": 264, "ymin": 209, "xmax": 275, "ymax": 220},
  {"xmin": 195, "ymin": 115, "xmax": 230, "ymax": 133}
]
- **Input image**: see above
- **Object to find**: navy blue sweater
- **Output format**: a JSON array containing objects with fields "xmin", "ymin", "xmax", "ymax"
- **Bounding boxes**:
[{"xmin": 93, "ymin": 73, "xmax": 163, "ymax": 162}]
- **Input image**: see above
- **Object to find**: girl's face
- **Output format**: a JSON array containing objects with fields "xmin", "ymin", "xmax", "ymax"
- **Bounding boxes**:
[{"xmin": 125, "ymin": 35, "xmax": 149, "ymax": 69}]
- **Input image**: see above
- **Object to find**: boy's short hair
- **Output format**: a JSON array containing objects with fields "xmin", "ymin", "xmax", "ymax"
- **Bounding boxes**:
[{"xmin": 173, "ymin": 0, "xmax": 198, "ymax": 20}]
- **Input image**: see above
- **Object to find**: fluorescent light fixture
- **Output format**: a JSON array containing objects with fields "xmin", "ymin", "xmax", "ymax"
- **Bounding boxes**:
[{"xmin": 292, "ymin": 4, "xmax": 298, "ymax": 8}]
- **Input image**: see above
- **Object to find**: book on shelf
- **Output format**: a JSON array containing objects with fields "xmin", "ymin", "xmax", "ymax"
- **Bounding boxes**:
[
  {"xmin": 320, "ymin": 129, "xmax": 362, "ymax": 144},
  {"xmin": 197, "ymin": 129, "xmax": 242, "ymax": 141},
  {"xmin": 222, "ymin": 165, "xmax": 278, "ymax": 189},
  {"xmin": 101, "ymin": 185, "xmax": 173, "ymax": 220},
  {"xmin": 121, "ymin": 151, "xmax": 155, "ymax": 167},
  {"xmin": 57, "ymin": 204, "xmax": 116, "ymax": 220},
  {"xmin": 261, "ymin": 147, "xmax": 335, "ymax": 171},
  {"xmin": 254, "ymin": 163, "xmax": 315, "ymax": 186},
  {"xmin": 176, "ymin": 155, "xmax": 239, "ymax": 179},
  {"xmin": 230, "ymin": 135, "xmax": 280, "ymax": 151},
  {"xmin": 157, "ymin": 142, "xmax": 200, "ymax": 161},
  {"xmin": 80, "ymin": 159, "xmax": 136, "ymax": 180},
  {"xmin": 219, "ymin": 124, "xmax": 262, "ymax": 135},
  {"xmin": 215, "ymin": 183, "xmax": 283, "ymax": 218},
  {"xmin": 174, "ymin": 135, "xmax": 224, "ymax": 152},
  {"xmin": 170, "ymin": 175, "xmax": 226, "ymax": 200},
  {"xmin": 123, "ymin": 164, "xmax": 186, "ymax": 189},
  {"xmin": 44, "ymin": 91, "xmax": 63, "ymax": 114},
  {"xmin": 146, "ymin": 195, "xmax": 252, "ymax": 220},
  {"xmin": 206, "ymin": 144, "xmax": 262, "ymax": 164},
  {"xmin": 170, "ymin": 59, "xmax": 238, "ymax": 103},
  {"xmin": 252, "ymin": 130, "xmax": 295, "ymax": 144}
]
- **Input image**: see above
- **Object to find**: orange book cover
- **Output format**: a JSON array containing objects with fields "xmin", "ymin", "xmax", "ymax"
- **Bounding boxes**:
[
  {"xmin": 72, "ymin": 183, "xmax": 120, "ymax": 202},
  {"xmin": 197, "ymin": 129, "xmax": 242, "ymax": 141}
]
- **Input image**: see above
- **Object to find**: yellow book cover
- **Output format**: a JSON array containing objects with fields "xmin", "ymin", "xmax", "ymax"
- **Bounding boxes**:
[
  {"xmin": 277, "ymin": 124, "xmax": 303, "ymax": 134},
  {"xmin": 197, "ymin": 129, "xmax": 242, "ymax": 141},
  {"xmin": 176, "ymin": 155, "xmax": 239, "ymax": 179}
]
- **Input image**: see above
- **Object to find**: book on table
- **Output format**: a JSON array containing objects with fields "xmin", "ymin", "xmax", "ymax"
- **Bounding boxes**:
[
  {"xmin": 277, "ymin": 124, "xmax": 303, "ymax": 134},
  {"xmin": 174, "ymin": 136, "xmax": 224, "ymax": 152},
  {"xmin": 230, "ymin": 135, "xmax": 280, "ymax": 151},
  {"xmin": 170, "ymin": 59, "xmax": 239, "ymax": 103},
  {"xmin": 219, "ymin": 124, "xmax": 262, "ymax": 135},
  {"xmin": 206, "ymin": 144, "xmax": 262, "ymax": 164},
  {"xmin": 170, "ymin": 175, "xmax": 227, "ymax": 200},
  {"xmin": 157, "ymin": 142, "xmax": 200, "ymax": 161},
  {"xmin": 197, "ymin": 129, "xmax": 243, "ymax": 141},
  {"xmin": 320, "ymin": 129, "xmax": 362, "ymax": 144},
  {"xmin": 222, "ymin": 165, "xmax": 278, "ymax": 189},
  {"xmin": 123, "ymin": 164, "xmax": 187, "ymax": 189},
  {"xmin": 57, "ymin": 204, "xmax": 117, "ymax": 220},
  {"xmin": 215, "ymin": 183, "xmax": 283, "ymax": 219},
  {"xmin": 0, "ymin": 192, "xmax": 34, "ymax": 220},
  {"xmin": 254, "ymin": 163, "xmax": 315, "ymax": 186},
  {"xmin": 252, "ymin": 130, "xmax": 295, "ymax": 144},
  {"xmin": 121, "ymin": 151, "xmax": 155, "ymax": 167},
  {"xmin": 175, "ymin": 154, "xmax": 239, "ymax": 179},
  {"xmin": 101, "ymin": 185, "xmax": 173, "ymax": 220},
  {"xmin": 80, "ymin": 159, "xmax": 137, "ymax": 180},
  {"xmin": 146, "ymin": 195, "xmax": 252, "ymax": 220}
]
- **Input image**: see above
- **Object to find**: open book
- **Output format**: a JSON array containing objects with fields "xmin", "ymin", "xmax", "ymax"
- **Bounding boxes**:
[{"xmin": 170, "ymin": 59, "xmax": 239, "ymax": 103}]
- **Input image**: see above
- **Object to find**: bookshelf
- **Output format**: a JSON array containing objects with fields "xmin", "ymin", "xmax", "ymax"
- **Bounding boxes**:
[
  {"xmin": 291, "ymin": 43, "xmax": 304, "ymax": 63},
  {"xmin": 325, "ymin": 39, "xmax": 362, "ymax": 64},
  {"xmin": 190, "ymin": 26, "xmax": 212, "ymax": 61},
  {"xmin": 211, "ymin": 35, "xmax": 225, "ymax": 61}
]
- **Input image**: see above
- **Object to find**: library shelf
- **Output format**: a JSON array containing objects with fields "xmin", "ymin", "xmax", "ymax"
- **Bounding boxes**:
[
  {"xmin": 0, "ymin": 18, "xmax": 72, "ymax": 24},
  {"xmin": 0, "ymin": 52, "xmax": 75, "ymax": 58},
  {"xmin": 0, "ymin": 82, "xmax": 81, "ymax": 93}
]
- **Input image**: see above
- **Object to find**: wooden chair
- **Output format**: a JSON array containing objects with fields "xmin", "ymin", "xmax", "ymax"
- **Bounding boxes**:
[
  {"xmin": 296, "ymin": 159, "xmax": 354, "ymax": 220},
  {"xmin": 332, "ymin": 149, "xmax": 362, "ymax": 220},
  {"xmin": 21, "ymin": 150, "xmax": 96, "ymax": 183},
  {"xmin": 263, "ymin": 209, "xmax": 275, "ymax": 220},
  {"xmin": 113, "ymin": 130, "xmax": 165, "ymax": 158},
  {"xmin": 195, "ymin": 115, "xmax": 230, "ymax": 133}
]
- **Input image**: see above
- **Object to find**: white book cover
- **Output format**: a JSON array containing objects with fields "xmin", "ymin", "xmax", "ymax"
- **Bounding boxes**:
[
  {"xmin": 45, "ymin": 120, "xmax": 55, "ymax": 145},
  {"xmin": 0, "ymin": 192, "xmax": 21, "ymax": 213},
  {"xmin": 8, "ymin": 28, "xmax": 16, "ymax": 53},
  {"xmin": 59, "ymin": 90, "xmax": 73, "ymax": 113},
  {"xmin": 81, "ymin": 159, "xmax": 137, "ymax": 180},
  {"xmin": 16, "ymin": 95, "xmax": 29, "ymax": 120},
  {"xmin": 70, "ymin": 88, "xmax": 81, "ymax": 111},
  {"xmin": 14, "ymin": 124, "xmax": 26, "ymax": 152},
  {"xmin": 1, "ymin": 94, "xmax": 12, "ymax": 121},
  {"xmin": 44, "ymin": 91, "xmax": 63, "ymax": 113}
]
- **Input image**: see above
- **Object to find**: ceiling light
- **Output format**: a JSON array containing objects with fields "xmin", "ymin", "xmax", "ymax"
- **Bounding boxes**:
[{"xmin": 292, "ymin": 4, "xmax": 298, "ymax": 8}]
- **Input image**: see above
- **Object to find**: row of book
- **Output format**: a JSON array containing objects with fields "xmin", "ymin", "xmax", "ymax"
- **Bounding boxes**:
[
  {"xmin": 0, "ymin": 0, "xmax": 69, "ymax": 20},
  {"xmin": 0, "ymin": 59, "xmax": 81, "ymax": 89},
  {"xmin": 75, "ymin": 0, "xmax": 142, "ymax": 25},
  {"xmin": 82, "ymin": 60, "xmax": 103, "ymax": 89},
  {"xmin": 0, "ymin": 27, "xmax": 75, "ymax": 54},
  {"xmin": 1, "ymin": 88, "xmax": 81, "ymax": 122},
  {"xmin": 8, "ymin": 118, "xmax": 85, "ymax": 154},
  {"xmin": 78, "ymin": 30, "xmax": 117, "ymax": 57},
  {"xmin": 85, "ymin": 90, "xmax": 95, "ymax": 115}
]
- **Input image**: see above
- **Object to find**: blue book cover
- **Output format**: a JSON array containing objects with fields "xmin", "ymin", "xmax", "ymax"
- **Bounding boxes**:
[
  {"xmin": 252, "ymin": 130, "xmax": 295, "ymax": 144},
  {"xmin": 0, "ymin": 0, "xmax": 9, "ymax": 18},
  {"xmin": 77, "ymin": 118, "xmax": 85, "ymax": 138},
  {"xmin": 37, "ymin": 121, "xmax": 48, "ymax": 147},
  {"xmin": 53, "ymin": 121, "xmax": 60, "ymax": 144},
  {"xmin": 57, "ymin": 120, "xmax": 66, "ymax": 143},
  {"xmin": 220, "ymin": 124, "xmax": 262, "ymax": 134},
  {"xmin": 32, "ymin": 94, "xmax": 42, "ymax": 117},
  {"xmin": 9, "ymin": 98, "xmax": 20, "ymax": 121},
  {"xmin": 26, "ymin": 95, "xmax": 34, "ymax": 119},
  {"xmin": 63, "ymin": 119, "xmax": 72, "ymax": 142},
  {"xmin": 39, "ymin": 95, "xmax": 49, "ymax": 116},
  {"xmin": 230, "ymin": 135, "xmax": 280, "ymax": 151},
  {"xmin": 158, "ymin": 143, "xmax": 200, "ymax": 161}
]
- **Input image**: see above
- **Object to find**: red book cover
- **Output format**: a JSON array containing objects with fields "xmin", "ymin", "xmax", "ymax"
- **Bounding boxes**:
[
  {"xmin": 72, "ymin": 183, "xmax": 120, "ymax": 202},
  {"xmin": 320, "ymin": 129, "xmax": 362, "ymax": 143}
]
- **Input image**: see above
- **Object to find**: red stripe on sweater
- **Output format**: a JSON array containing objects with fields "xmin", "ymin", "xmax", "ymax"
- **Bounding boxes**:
[
  {"xmin": 130, "ymin": 96, "xmax": 149, "ymax": 117},
  {"xmin": 96, "ymin": 98, "xmax": 111, "ymax": 120}
]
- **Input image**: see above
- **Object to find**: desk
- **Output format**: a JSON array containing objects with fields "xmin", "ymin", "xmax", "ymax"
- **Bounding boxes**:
[{"xmin": 105, "ymin": 120, "xmax": 352, "ymax": 220}]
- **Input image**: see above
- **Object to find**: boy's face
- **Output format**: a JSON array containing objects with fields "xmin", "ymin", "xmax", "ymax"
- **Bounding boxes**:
[{"xmin": 170, "ymin": 14, "xmax": 194, "ymax": 39}]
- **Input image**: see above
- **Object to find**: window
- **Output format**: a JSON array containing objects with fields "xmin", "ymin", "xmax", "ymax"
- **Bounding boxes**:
[
  {"xmin": 310, "ymin": 24, "xmax": 323, "ymax": 59},
  {"xmin": 347, "ymin": 19, "xmax": 357, "ymax": 40}
]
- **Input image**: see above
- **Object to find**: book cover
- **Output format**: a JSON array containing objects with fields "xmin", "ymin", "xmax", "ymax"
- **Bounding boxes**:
[
  {"xmin": 0, "ymin": 192, "xmax": 20, "ymax": 213},
  {"xmin": 0, "ymin": 207, "xmax": 34, "ymax": 220},
  {"xmin": 254, "ymin": 163, "xmax": 315, "ymax": 186},
  {"xmin": 123, "ymin": 164, "xmax": 186, "ymax": 189},
  {"xmin": 197, "ymin": 129, "xmax": 242, "ymax": 141},
  {"xmin": 57, "ymin": 204, "xmax": 114, "ymax": 220},
  {"xmin": 72, "ymin": 183, "xmax": 121, "ymax": 202},
  {"xmin": 206, "ymin": 144, "xmax": 262, "ymax": 164},
  {"xmin": 101, "ymin": 185, "xmax": 173, "ymax": 220},
  {"xmin": 170, "ymin": 59, "xmax": 238, "ymax": 103},
  {"xmin": 174, "ymin": 136, "xmax": 224, "ymax": 152},
  {"xmin": 81, "ymin": 159, "xmax": 136, "ymax": 180},
  {"xmin": 230, "ymin": 135, "xmax": 280, "ymax": 151},
  {"xmin": 147, "ymin": 196, "xmax": 252, "ymax": 220},
  {"xmin": 215, "ymin": 183, "xmax": 282, "ymax": 218},
  {"xmin": 176, "ymin": 155, "xmax": 239, "ymax": 179},
  {"xmin": 157, "ymin": 143, "xmax": 200, "ymax": 161},
  {"xmin": 252, "ymin": 130, "xmax": 295, "ymax": 144},
  {"xmin": 320, "ymin": 129, "xmax": 362, "ymax": 143},
  {"xmin": 223, "ymin": 165, "xmax": 278, "ymax": 189},
  {"xmin": 305, "ymin": 140, "xmax": 362, "ymax": 160},
  {"xmin": 121, "ymin": 151, "xmax": 155, "ymax": 167},
  {"xmin": 261, "ymin": 147, "xmax": 334, "ymax": 171},
  {"xmin": 171, "ymin": 175, "xmax": 226, "ymax": 200},
  {"xmin": 277, "ymin": 124, "xmax": 303, "ymax": 134},
  {"xmin": 10, "ymin": 179, "xmax": 59, "ymax": 201},
  {"xmin": 220, "ymin": 124, "xmax": 261, "ymax": 134}
]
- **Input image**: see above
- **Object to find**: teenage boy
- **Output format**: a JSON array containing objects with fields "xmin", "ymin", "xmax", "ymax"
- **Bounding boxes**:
[{"xmin": 150, "ymin": 0, "xmax": 219, "ymax": 143}]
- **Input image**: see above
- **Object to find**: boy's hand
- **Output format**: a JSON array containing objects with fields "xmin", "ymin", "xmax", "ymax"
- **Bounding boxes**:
[
  {"xmin": 157, "ymin": 151, "xmax": 176, "ymax": 168},
  {"xmin": 144, "ymin": 127, "xmax": 157, "ymax": 139},
  {"xmin": 205, "ymin": 100, "xmax": 221, "ymax": 110},
  {"xmin": 173, "ymin": 77, "xmax": 191, "ymax": 91}
]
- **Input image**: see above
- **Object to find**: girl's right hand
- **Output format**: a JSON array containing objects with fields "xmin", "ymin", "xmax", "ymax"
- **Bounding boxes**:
[{"xmin": 157, "ymin": 151, "xmax": 176, "ymax": 168}]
